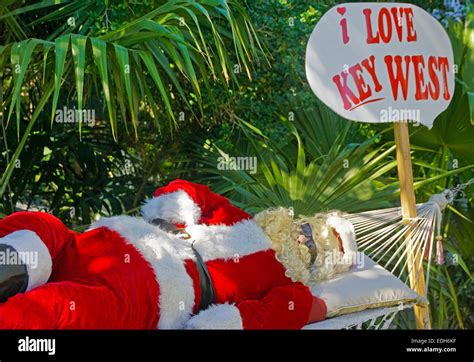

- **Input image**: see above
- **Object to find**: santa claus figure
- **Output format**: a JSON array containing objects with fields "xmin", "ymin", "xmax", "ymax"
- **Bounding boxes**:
[{"xmin": 0, "ymin": 180, "xmax": 354, "ymax": 329}]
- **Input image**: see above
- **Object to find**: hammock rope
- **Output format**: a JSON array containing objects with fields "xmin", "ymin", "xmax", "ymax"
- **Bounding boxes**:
[
  {"xmin": 346, "ymin": 179, "xmax": 473, "ymax": 296},
  {"xmin": 320, "ymin": 179, "xmax": 473, "ymax": 329}
]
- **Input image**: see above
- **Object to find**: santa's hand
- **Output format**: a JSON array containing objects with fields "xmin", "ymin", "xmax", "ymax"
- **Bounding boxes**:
[{"xmin": 184, "ymin": 303, "xmax": 243, "ymax": 330}]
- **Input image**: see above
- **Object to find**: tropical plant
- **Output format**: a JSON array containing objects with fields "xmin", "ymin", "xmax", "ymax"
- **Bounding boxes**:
[
  {"xmin": 0, "ymin": 0, "xmax": 264, "ymax": 202},
  {"xmin": 0, "ymin": 0, "xmax": 265, "ymax": 223},
  {"xmin": 194, "ymin": 101, "xmax": 472, "ymax": 215}
]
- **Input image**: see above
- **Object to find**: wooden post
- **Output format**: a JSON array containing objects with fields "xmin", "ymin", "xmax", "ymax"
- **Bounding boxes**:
[{"xmin": 393, "ymin": 122, "xmax": 431, "ymax": 330}]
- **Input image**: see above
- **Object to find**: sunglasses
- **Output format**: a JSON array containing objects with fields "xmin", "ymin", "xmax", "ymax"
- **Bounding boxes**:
[{"xmin": 300, "ymin": 223, "xmax": 318, "ymax": 264}]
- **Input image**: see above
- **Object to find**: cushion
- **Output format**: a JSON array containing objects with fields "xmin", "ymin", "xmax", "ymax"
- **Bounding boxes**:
[{"xmin": 311, "ymin": 252, "xmax": 420, "ymax": 318}]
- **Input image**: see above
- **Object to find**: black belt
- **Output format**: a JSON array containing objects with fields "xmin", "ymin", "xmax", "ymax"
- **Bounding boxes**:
[
  {"xmin": 149, "ymin": 218, "xmax": 216, "ymax": 312},
  {"xmin": 191, "ymin": 241, "xmax": 216, "ymax": 313}
]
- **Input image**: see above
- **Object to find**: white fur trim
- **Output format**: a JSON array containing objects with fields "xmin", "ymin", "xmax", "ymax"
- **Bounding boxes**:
[
  {"xmin": 327, "ymin": 216, "xmax": 358, "ymax": 264},
  {"xmin": 0, "ymin": 230, "xmax": 52, "ymax": 291},
  {"xmin": 185, "ymin": 219, "xmax": 272, "ymax": 261},
  {"xmin": 185, "ymin": 303, "xmax": 243, "ymax": 329},
  {"xmin": 141, "ymin": 190, "xmax": 201, "ymax": 225},
  {"xmin": 90, "ymin": 216, "xmax": 196, "ymax": 329}
]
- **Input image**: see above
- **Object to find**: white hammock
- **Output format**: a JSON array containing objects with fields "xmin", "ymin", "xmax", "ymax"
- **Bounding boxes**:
[
  {"xmin": 304, "ymin": 303, "xmax": 413, "ymax": 330},
  {"xmin": 307, "ymin": 180, "xmax": 473, "ymax": 330}
]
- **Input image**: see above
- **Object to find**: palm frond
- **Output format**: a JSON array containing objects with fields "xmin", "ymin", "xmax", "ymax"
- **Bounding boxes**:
[{"xmin": 0, "ymin": 0, "xmax": 264, "ymax": 198}]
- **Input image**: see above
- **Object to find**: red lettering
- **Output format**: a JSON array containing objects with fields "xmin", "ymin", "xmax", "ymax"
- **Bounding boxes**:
[
  {"xmin": 364, "ymin": 9, "xmax": 380, "ymax": 44},
  {"xmin": 349, "ymin": 64, "xmax": 372, "ymax": 102},
  {"xmin": 438, "ymin": 57, "xmax": 451, "ymax": 100},
  {"xmin": 364, "ymin": 7, "xmax": 418, "ymax": 44},
  {"xmin": 332, "ymin": 72, "xmax": 361, "ymax": 110},
  {"xmin": 385, "ymin": 55, "xmax": 411, "ymax": 101},
  {"xmin": 404, "ymin": 8, "xmax": 417, "ymax": 42},
  {"xmin": 427, "ymin": 56, "xmax": 440, "ymax": 100},
  {"xmin": 379, "ymin": 8, "xmax": 392, "ymax": 43},
  {"xmin": 390, "ymin": 7, "xmax": 404, "ymax": 42},
  {"xmin": 361, "ymin": 55, "xmax": 383, "ymax": 92},
  {"xmin": 412, "ymin": 55, "xmax": 429, "ymax": 100},
  {"xmin": 340, "ymin": 18, "xmax": 350, "ymax": 44}
]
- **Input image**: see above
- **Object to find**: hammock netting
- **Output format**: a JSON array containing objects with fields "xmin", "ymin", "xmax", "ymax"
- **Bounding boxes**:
[{"xmin": 308, "ymin": 179, "xmax": 473, "ymax": 330}]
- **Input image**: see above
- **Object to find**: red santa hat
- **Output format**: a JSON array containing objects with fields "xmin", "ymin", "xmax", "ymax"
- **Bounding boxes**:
[
  {"xmin": 140, "ymin": 180, "xmax": 273, "ymax": 264},
  {"xmin": 141, "ymin": 179, "xmax": 252, "ymax": 227}
]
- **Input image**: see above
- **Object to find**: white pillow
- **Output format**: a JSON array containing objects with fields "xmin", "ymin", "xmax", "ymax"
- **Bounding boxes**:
[{"xmin": 311, "ymin": 252, "xmax": 420, "ymax": 317}]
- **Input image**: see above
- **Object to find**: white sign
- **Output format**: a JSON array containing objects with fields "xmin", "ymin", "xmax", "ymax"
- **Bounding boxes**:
[{"xmin": 305, "ymin": 3, "xmax": 455, "ymax": 128}]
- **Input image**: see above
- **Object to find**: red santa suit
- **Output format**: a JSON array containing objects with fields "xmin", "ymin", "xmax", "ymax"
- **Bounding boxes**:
[{"xmin": 0, "ymin": 180, "xmax": 323, "ymax": 329}]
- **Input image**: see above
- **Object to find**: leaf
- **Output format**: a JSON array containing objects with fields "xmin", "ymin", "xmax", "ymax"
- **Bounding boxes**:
[
  {"xmin": 91, "ymin": 37, "xmax": 117, "ymax": 139},
  {"xmin": 114, "ymin": 44, "xmax": 137, "ymax": 136},
  {"xmin": 111, "ymin": 60, "xmax": 129, "ymax": 136},
  {"xmin": 50, "ymin": 34, "xmax": 70, "ymax": 125},
  {"xmin": 443, "ymin": 268, "xmax": 464, "ymax": 328},
  {"xmin": 0, "ymin": 83, "xmax": 55, "ymax": 198},
  {"xmin": 413, "ymin": 164, "xmax": 474, "ymax": 190},
  {"xmin": 71, "ymin": 34, "xmax": 87, "ymax": 137},
  {"xmin": 0, "ymin": 0, "xmax": 71, "ymax": 20},
  {"xmin": 468, "ymin": 92, "xmax": 474, "ymax": 125},
  {"xmin": 146, "ymin": 41, "xmax": 197, "ymax": 117},
  {"xmin": 41, "ymin": 42, "xmax": 54, "ymax": 84},
  {"xmin": 139, "ymin": 50, "xmax": 175, "ymax": 125},
  {"xmin": 7, "ymin": 39, "xmax": 41, "ymax": 134}
]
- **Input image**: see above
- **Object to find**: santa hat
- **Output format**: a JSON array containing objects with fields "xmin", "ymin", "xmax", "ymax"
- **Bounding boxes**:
[
  {"xmin": 141, "ymin": 180, "xmax": 272, "ymax": 262},
  {"xmin": 141, "ymin": 179, "xmax": 253, "ymax": 227}
]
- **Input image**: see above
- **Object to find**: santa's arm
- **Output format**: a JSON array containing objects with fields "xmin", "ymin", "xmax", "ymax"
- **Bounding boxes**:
[
  {"xmin": 0, "ymin": 211, "xmax": 74, "ymax": 293},
  {"xmin": 185, "ymin": 282, "xmax": 325, "ymax": 329}
]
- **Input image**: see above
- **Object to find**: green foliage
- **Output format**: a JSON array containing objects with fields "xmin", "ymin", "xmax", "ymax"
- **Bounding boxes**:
[
  {"xmin": 0, "ymin": 0, "xmax": 264, "ymax": 203},
  {"xmin": 0, "ymin": 0, "xmax": 473, "ymax": 329},
  {"xmin": 194, "ymin": 111, "xmax": 396, "ymax": 215},
  {"xmin": 0, "ymin": 113, "xmax": 205, "ymax": 227},
  {"xmin": 9, "ymin": 125, "xmax": 140, "ymax": 227},
  {"xmin": 205, "ymin": 0, "xmax": 330, "ymax": 148}
]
